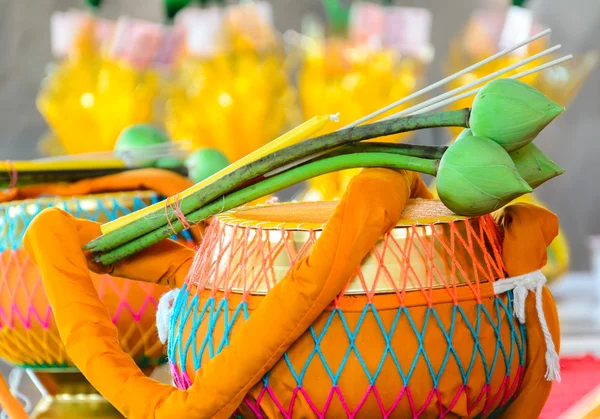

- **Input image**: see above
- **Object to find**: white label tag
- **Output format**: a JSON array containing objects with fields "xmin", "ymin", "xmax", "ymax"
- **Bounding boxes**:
[
  {"xmin": 154, "ymin": 26, "xmax": 185, "ymax": 69},
  {"xmin": 128, "ymin": 20, "xmax": 164, "ymax": 70},
  {"xmin": 225, "ymin": 1, "xmax": 275, "ymax": 51},
  {"xmin": 499, "ymin": 6, "xmax": 533, "ymax": 56},
  {"xmin": 95, "ymin": 18, "xmax": 115, "ymax": 48},
  {"xmin": 176, "ymin": 7, "xmax": 224, "ymax": 58},
  {"xmin": 50, "ymin": 10, "xmax": 116, "ymax": 58},
  {"xmin": 348, "ymin": 2, "xmax": 384, "ymax": 47},
  {"xmin": 255, "ymin": 1, "xmax": 274, "ymax": 27},
  {"xmin": 462, "ymin": 9, "xmax": 505, "ymax": 57},
  {"xmin": 109, "ymin": 17, "xmax": 133, "ymax": 60},
  {"xmin": 382, "ymin": 6, "xmax": 432, "ymax": 55},
  {"xmin": 50, "ymin": 11, "xmax": 78, "ymax": 57}
]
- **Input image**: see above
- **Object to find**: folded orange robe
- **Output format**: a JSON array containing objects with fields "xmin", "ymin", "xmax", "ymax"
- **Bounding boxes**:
[{"xmin": 18, "ymin": 169, "xmax": 560, "ymax": 418}]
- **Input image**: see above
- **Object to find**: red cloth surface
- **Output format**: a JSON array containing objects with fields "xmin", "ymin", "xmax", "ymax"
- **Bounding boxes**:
[{"xmin": 540, "ymin": 356, "xmax": 600, "ymax": 418}]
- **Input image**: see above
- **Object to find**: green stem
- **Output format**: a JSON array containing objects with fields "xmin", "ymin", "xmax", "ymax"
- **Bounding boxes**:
[
  {"xmin": 86, "ymin": 109, "xmax": 468, "ymax": 253},
  {"xmin": 95, "ymin": 152, "xmax": 437, "ymax": 265},
  {"xmin": 0, "ymin": 167, "xmax": 188, "ymax": 189},
  {"xmin": 324, "ymin": 142, "xmax": 447, "ymax": 160}
]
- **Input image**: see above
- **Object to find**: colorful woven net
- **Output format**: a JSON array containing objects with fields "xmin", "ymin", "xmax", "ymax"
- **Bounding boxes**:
[
  {"xmin": 168, "ymin": 201, "xmax": 528, "ymax": 417},
  {"xmin": 0, "ymin": 191, "xmax": 191, "ymax": 369}
]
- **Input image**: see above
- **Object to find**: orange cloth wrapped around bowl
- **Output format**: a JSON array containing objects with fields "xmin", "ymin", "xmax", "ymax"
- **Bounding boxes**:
[
  {"xmin": 21, "ymin": 169, "xmax": 560, "ymax": 418},
  {"xmin": 0, "ymin": 168, "xmax": 201, "ymax": 418}
]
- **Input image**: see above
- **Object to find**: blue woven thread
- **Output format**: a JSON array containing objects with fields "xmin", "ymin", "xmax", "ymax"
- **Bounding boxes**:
[
  {"xmin": 372, "ymin": 303, "xmax": 407, "ymax": 386},
  {"xmin": 284, "ymin": 308, "xmax": 340, "ymax": 386},
  {"xmin": 169, "ymin": 288, "xmax": 527, "ymax": 407},
  {"xmin": 168, "ymin": 283, "xmax": 188, "ymax": 363},
  {"xmin": 431, "ymin": 305, "xmax": 466, "ymax": 383},
  {"xmin": 0, "ymin": 193, "xmax": 163, "ymax": 251},
  {"xmin": 169, "ymin": 289, "xmax": 252, "ymax": 374},
  {"xmin": 458, "ymin": 303, "xmax": 490, "ymax": 380}
]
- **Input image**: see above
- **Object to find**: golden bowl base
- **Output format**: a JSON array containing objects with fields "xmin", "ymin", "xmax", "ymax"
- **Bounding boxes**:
[
  {"xmin": 31, "ymin": 394, "xmax": 123, "ymax": 419},
  {"xmin": 27, "ymin": 371, "xmax": 130, "ymax": 418}
]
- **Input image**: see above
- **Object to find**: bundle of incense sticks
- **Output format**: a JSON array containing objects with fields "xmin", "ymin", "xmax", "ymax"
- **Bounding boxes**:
[
  {"xmin": 444, "ymin": 3, "xmax": 598, "ymax": 138},
  {"xmin": 85, "ymin": 29, "xmax": 572, "ymax": 265},
  {"xmin": 0, "ymin": 160, "xmax": 188, "ymax": 189}
]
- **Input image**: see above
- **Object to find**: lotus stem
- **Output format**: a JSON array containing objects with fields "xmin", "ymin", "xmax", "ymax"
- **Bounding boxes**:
[{"xmin": 94, "ymin": 152, "xmax": 438, "ymax": 264}]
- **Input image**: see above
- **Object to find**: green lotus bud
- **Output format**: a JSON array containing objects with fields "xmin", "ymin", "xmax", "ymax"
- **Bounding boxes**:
[
  {"xmin": 115, "ymin": 124, "xmax": 170, "ymax": 167},
  {"xmin": 509, "ymin": 143, "xmax": 565, "ymax": 188},
  {"xmin": 155, "ymin": 156, "xmax": 184, "ymax": 169},
  {"xmin": 437, "ymin": 135, "xmax": 533, "ymax": 216},
  {"xmin": 455, "ymin": 128, "xmax": 473, "ymax": 142},
  {"xmin": 470, "ymin": 79, "xmax": 564, "ymax": 151},
  {"xmin": 185, "ymin": 148, "xmax": 230, "ymax": 183}
]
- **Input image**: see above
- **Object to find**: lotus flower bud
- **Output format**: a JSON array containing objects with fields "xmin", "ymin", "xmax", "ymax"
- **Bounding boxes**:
[
  {"xmin": 437, "ymin": 135, "xmax": 533, "ymax": 216},
  {"xmin": 509, "ymin": 143, "xmax": 565, "ymax": 188},
  {"xmin": 185, "ymin": 148, "xmax": 230, "ymax": 183},
  {"xmin": 455, "ymin": 128, "xmax": 472, "ymax": 142},
  {"xmin": 470, "ymin": 79, "xmax": 565, "ymax": 151},
  {"xmin": 115, "ymin": 124, "xmax": 170, "ymax": 167}
]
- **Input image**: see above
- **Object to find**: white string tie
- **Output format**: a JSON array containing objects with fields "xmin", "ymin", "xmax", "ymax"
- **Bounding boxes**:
[
  {"xmin": 493, "ymin": 269, "xmax": 560, "ymax": 382},
  {"xmin": 156, "ymin": 288, "xmax": 180, "ymax": 344}
]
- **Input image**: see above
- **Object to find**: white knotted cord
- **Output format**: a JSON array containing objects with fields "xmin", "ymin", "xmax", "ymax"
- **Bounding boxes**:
[
  {"xmin": 493, "ymin": 270, "xmax": 561, "ymax": 382},
  {"xmin": 156, "ymin": 289, "xmax": 181, "ymax": 344},
  {"xmin": 0, "ymin": 368, "xmax": 32, "ymax": 419}
]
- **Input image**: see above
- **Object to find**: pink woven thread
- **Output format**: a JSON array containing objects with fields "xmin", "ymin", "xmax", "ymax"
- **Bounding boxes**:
[
  {"xmin": 165, "ymin": 194, "xmax": 191, "ymax": 234},
  {"xmin": 170, "ymin": 363, "xmax": 525, "ymax": 417}
]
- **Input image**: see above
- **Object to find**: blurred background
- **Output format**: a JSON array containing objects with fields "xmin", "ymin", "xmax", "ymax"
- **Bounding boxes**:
[
  {"xmin": 1, "ymin": 0, "xmax": 598, "ymax": 269},
  {"xmin": 0, "ymin": 0, "xmax": 599, "ymax": 418}
]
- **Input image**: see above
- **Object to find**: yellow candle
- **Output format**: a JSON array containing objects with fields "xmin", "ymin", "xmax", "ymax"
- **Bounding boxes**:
[
  {"xmin": 100, "ymin": 114, "xmax": 337, "ymax": 234},
  {"xmin": 0, "ymin": 159, "xmax": 126, "ymax": 173}
]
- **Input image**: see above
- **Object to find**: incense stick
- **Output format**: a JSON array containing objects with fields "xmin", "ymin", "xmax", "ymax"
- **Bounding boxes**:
[
  {"xmin": 266, "ymin": 39, "xmax": 561, "ymax": 176},
  {"xmin": 381, "ymin": 44, "xmax": 562, "ymax": 121},
  {"xmin": 342, "ymin": 28, "xmax": 552, "ymax": 130},
  {"xmin": 32, "ymin": 141, "xmax": 193, "ymax": 164},
  {"xmin": 404, "ymin": 55, "xmax": 574, "ymax": 117}
]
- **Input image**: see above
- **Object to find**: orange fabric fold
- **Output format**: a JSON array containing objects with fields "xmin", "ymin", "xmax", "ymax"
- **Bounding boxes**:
[
  {"xmin": 493, "ymin": 201, "xmax": 561, "ymax": 418},
  {"xmin": 74, "ymin": 218, "xmax": 195, "ymax": 288},
  {"xmin": 0, "ymin": 374, "xmax": 27, "ymax": 419},
  {"xmin": 23, "ymin": 169, "xmax": 428, "ymax": 418},
  {"xmin": 493, "ymin": 201, "xmax": 559, "ymax": 277}
]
